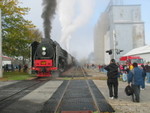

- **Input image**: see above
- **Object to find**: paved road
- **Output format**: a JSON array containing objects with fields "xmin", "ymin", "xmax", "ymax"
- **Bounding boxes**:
[
  {"xmin": 86, "ymin": 68, "xmax": 150, "ymax": 113},
  {"xmin": 94, "ymin": 80, "xmax": 150, "ymax": 113}
]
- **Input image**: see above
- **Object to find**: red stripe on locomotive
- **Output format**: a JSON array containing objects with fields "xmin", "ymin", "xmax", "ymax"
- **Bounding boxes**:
[
  {"xmin": 32, "ymin": 59, "xmax": 57, "ymax": 77},
  {"xmin": 34, "ymin": 59, "xmax": 53, "ymax": 67}
]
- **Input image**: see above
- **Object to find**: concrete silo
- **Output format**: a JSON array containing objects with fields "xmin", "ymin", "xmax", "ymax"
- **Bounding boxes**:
[{"xmin": 94, "ymin": 2, "xmax": 145, "ymax": 65}]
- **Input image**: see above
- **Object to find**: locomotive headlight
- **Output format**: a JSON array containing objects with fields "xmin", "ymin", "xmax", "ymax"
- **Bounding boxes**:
[
  {"xmin": 42, "ymin": 47, "xmax": 46, "ymax": 56},
  {"xmin": 42, "ymin": 51, "xmax": 46, "ymax": 55},
  {"xmin": 42, "ymin": 47, "xmax": 46, "ymax": 51}
]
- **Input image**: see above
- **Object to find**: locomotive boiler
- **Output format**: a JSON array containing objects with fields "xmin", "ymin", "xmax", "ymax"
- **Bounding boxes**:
[{"xmin": 31, "ymin": 38, "xmax": 74, "ymax": 77}]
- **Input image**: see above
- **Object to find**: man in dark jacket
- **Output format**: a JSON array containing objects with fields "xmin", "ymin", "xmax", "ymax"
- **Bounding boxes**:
[
  {"xmin": 104, "ymin": 59, "xmax": 119, "ymax": 99},
  {"xmin": 128, "ymin": 62, "xmax": 144, "ymax": 102}
]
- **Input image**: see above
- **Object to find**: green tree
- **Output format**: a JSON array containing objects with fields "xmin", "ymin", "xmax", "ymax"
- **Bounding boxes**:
[
  {"xmin": 0, "ymin": 0, "xmax": 42, "ymax": 61},
  {"xmin": 28, "ymin": 28, "xmax": 43, "ymax": 42},
  {"xmin": 20, "ymin": 28, "xmax": 42, "ymax": 64}
]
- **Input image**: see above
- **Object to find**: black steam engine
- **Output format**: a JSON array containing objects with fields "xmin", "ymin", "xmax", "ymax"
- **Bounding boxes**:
[{"xmin": 31, "ymin": 38, "xmax": 75, "ymax": 77}]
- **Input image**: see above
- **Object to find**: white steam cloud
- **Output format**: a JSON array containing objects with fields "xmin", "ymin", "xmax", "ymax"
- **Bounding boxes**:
[{"xmin": 57, "ymin": 0, "xmax": 95, "ymax": 51}]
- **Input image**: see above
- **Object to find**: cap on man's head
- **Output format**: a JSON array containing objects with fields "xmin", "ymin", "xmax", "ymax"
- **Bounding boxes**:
[{"xmin": 111, "ymin": 59, "xmax": 115, "ymax": 63}]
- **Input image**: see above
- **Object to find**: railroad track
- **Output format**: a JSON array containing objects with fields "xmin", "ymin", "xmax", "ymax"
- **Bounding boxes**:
[
  {"xmin": 54, "ymin": 67, "xmax": 100, "ymax": 113},
  {"xmin": 71, "ymin": 66, "xmax": 85, "ymax": 78},
  {"xmin": 60, "ymin": 66, "xmax": 87, "ymax": 78},
  {"xmin": 41, "ymin": 67, "xmax": 114, "ymax": 113},
  {"xmin": 54, "ymin": 73, "xmax": 98, "ymax": 112},
  {"xmin": 0, "ymin": 78, "xmax": 51, "ymax": 111},
  {"xmin": 81, "ymin": 67, "xmax": 101, "ymax": 113}
]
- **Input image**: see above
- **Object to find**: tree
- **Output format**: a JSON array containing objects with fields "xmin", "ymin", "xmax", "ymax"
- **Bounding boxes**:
[
  {"xmin": 21, "ymin": 28, "xmax": 42, "ymax": 64},
  {"xmin": 28, "ymin": 28, "xmax": 43, "ymax": 42},
  {"xmin": 0, "ymin": 0, "xmax": 42, "ymax": 61}
]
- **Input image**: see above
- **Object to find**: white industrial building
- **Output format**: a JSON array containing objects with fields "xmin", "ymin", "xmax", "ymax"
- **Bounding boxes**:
[{"xmin": 94, "ymin": 1, "xmax": 145, "ymax": 65}]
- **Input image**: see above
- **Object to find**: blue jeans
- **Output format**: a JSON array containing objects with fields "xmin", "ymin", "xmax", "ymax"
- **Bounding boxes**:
[
  {"xmin": 146, "ymin": 72, "xmax": 150, "ymax": 83},
  {"xmin": 141, "ymin": 77, "xmax": 145, "ymax": 88}
]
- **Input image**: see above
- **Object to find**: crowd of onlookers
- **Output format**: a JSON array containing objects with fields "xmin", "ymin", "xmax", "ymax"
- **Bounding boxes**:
[
  {"xmin": 84, "ymin": 62, "xmax": 150, "ymax": 86},
  {"xmin": 85, "ymin": 61, "xmax": 150, "ymax": 102},
  {"xmin": 117, "ymin": 62, "xmax": 150, "ymax": 88},
  {"xmin": 2, "ymin": 64, "xmax": 28, "ymax": 73}
]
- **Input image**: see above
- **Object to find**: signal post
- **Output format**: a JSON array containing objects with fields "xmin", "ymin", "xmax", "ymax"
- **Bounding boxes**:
[{"xmin": 0, "ymin": 9, "xmax": 2, "ymax": 78}]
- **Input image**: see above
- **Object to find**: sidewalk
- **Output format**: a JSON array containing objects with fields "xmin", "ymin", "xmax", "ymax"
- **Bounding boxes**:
[
  {"xmin": 86, "ymin": 68, "xmax": 150, "ymax": 113},
  {"xmin": 94, "ymin": 80, "xmax": 150, "ymax": 113}
]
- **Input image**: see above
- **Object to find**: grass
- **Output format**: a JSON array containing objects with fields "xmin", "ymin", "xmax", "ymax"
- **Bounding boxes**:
[{"xmin": 0, "ymin": 71, "xmax": 36, "ymax": 81}]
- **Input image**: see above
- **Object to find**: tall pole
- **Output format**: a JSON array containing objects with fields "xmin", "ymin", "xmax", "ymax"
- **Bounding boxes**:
[
  {"xmin": 0, "ymin": 9, "xmax": 2, "ymax": 78},
  {"xmin": 113, "ymin": 30, "xmax": 116, "ymax": 60}
]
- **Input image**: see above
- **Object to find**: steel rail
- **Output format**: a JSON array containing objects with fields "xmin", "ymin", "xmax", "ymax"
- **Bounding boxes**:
[
  {"xmin": 0, "ymin": 77, "xmax": 51, "ymax": 103},
  {"xmin": 81, "ymin": 67, "xmax": 101, "ymax": 113},
  {"xmin": 0, "ymin": 80, "xmax": 49, "ymax": 111},
  {"xmin": 71, "ymin": 66, "xmax": 77, "ymax": 79},
  {"xmin": 54, "ymin": 80, "xmax": 71, "ymax": 113},
  {"xmin": 0, "ymin": 81, "xmax": 41, "ymax": 103},
  {"xmin": 54, "ymin": 66, "xmax": 82, "ymax": 112},
  {"xmin": 0, "ymin": 76, "xmax": 53, "ymax": 103}
]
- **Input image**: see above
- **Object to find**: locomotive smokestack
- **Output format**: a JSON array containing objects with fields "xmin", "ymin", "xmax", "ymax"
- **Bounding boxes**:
[{"xmin": 41, "ymin": 0, "xmax": 57, "ymax": 39}]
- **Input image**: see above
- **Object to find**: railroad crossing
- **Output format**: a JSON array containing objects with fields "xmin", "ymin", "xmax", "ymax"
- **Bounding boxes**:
[{"xmin": 0, "ymin": 67, "xmax": 150, "ymax": 113}]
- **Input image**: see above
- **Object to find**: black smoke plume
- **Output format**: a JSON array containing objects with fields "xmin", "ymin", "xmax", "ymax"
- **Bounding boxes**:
[{"xmin": 41, "ymin": 0, "xmax": 57, "ymax": 39}]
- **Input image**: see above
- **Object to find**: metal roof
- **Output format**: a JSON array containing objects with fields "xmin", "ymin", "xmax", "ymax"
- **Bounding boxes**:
[{"xmin": 123, "ymin": 45, "xmax": 150, "ymax": 56}]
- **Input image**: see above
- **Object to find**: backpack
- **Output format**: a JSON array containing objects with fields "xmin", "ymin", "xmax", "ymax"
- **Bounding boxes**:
[{"xmin": 125, "ymin": 85, "xmax": 134, "ymax": 96}]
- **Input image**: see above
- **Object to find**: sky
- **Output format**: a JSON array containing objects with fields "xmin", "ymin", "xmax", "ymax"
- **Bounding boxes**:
[{"xmin": 19, "ymin": 0, "xmax": 150, "ymax": 60}]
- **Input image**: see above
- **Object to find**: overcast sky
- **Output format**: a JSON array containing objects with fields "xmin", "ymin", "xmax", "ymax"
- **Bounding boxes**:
[{"xmin": 20, "ymin": 0, "xmax": 150, "ymax": 60}]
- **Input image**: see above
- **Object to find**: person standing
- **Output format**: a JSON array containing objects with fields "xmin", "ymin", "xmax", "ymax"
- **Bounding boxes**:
[
  {"xmin": 104, "ymin": 59, "xmax": 119, "ymax": 99},
  {"xmin": 23, "ymin": 64, "xmax": 28, "ymax": 72},
  {"xmin": 140, "ymin": 65, "xmax": 146, "ymax": 90},
  {"xmin": 145, "ymin": 62, "xmax": 150, "ymax": 83},
  {"xmin": 128, "ymin": 62, "xmax": 143, "ymax": 102},
  {"xmin": 18, "ymin": 64, "xmax": 22, "ymax": 72}
]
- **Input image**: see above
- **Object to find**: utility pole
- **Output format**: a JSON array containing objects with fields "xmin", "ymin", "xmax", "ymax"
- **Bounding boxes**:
[
  {"xmin": 113, "ymin": 30, "xmax": 116, "ymax": 60},
  {"xmin": 0, "ymin": 9, "xmax": 2, "ymax": 78}
]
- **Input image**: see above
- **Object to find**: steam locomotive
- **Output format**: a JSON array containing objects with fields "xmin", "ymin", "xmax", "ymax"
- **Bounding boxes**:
[{"xmin": 31, "ymin": 38, "xmax": 75, "ymax": 77}]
